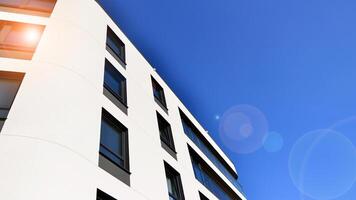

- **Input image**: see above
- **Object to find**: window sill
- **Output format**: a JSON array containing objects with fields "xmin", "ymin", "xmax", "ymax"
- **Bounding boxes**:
[
  {"xmin": 106, "ymin": 45, "xmax": 126, "ymax": 68},
  {"xmin": 154, "ymin": 97, "xmax": 168, "ymax": 114},
  {"xmin": 99, "ymin": 154, "xmax": 131, "ymax": 186},
  {"xmin": 161, "ymin": 140, "xmax": 177, "ymax": 160},
  {"xmin": 103, "ymin": 87, "xmax": 128, "ymax": 115}
]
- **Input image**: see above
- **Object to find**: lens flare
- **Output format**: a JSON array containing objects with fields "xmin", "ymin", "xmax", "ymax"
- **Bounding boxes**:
[
  {"xmin": 25, "ymin": 28, "xmax": 41, "ymax": 45},
  {"xmin": 289, "ymin": 129, "xmax": 356, "ymax": 200},
  {"xmin": 219, "ymin": 105, "xmax": 268, "ymax": 154}
]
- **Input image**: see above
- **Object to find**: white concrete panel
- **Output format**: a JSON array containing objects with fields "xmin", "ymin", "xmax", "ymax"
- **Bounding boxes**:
[{"xmin": 0, "ymin": 0, "xmax": 246, "ymax": 199}]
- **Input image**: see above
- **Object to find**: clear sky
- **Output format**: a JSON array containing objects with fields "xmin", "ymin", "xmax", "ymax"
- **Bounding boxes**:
[{"xmin": 98, "ymin": 0, "xmax": 356, "ymax": 199}]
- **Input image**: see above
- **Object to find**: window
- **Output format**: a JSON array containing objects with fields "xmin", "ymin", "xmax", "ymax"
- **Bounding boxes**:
[
  {"xmin": 0, "ymin": 0, "xmax": 57, "ymax": 16},
  {"xmin": 103, "ymin": 59, "xmax": 127, "ymax": 113},
  {"xmin": 0, "ymin": 71, "xmax": 24, "ymax": 132},
  {"xmin": 104, "ymin": 59, "xmax": 126, "ymax": 103},
  {"xmin": 151, "ymin": 76, "xmax": 167, "ymax": 110},
  {"xmin": 179, "ymin": 109, "xmax": 243, "ymax": 193},
  {"xmin": 99, "ymin": 109, "xmax": 130, "ymax": 185},
  {"xmin": 199, "ymin": 192, "xmax": 209, "ymax": 200},
  {"xmin": 189, "ymin": 147, "xmax": 242, "ymax": 200},
  {"xmin": 164, "ymin": 162, "xmax": 185, "ymax": 200},
  {"xmin": 157, "ymin": 112, "xmax": 176, "ymax": 158},
  {"xmin": 157, "ymin": 112, "xmax": 175, "ymax": 150},
  {"xmin": 100, "ymin": 109, "xmax": 129, "ymax": 170},
  {"xmin": 97, "ymin": 189, "xmax": 116, "ymax": 200},
  {"xmin": 0, "ymin": 20, "xmax": 45, "ymax": 60},
  {"xmin": 106, "ymin": 27, "xmax": 125, "ymax": 65}
]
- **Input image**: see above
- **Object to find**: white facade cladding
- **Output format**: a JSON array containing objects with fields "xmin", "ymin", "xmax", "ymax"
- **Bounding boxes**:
[{"xmin": 0, "ymin": 1, "xmax": 246, "ymax": 200}]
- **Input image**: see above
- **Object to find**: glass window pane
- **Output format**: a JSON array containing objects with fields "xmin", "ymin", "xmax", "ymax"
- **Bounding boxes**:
[
  {"xmin": 97, "ymin": 189, "xmax": 117, "ymax": 200},
  {"xmin": 167, "ymin": 176, "xmax": 174, "ymax": 194},
  {"xmin": 0, "ymin": 78, "xmax": 21, "ymax": 109},
  {"xmin": 104, "ymin": 69, "xmax": 122, "ymax": 94},
  {"xmin": 99, "ymin": 146, "xmax": 124, "ymax": 166},
  {"xmin": 157, "ymin": 113, "xmax": 174, "ymax": 150},
  {"xmin": 104, "ymin": 60, "xmax": 126, "ymax": 103},
  {"xmin": 165, "ymin": 163, "xmax": 184, "ymax": 200},
  {"xmin": 152, "ymin": 77, "xmax": 166, "ymax": 107},
  {"xmin": 0, "ymin": 119, "xmax": 4, "ymax": 131},
  {"xmin": 0, "ymin": 109, "xmax": 8, "ymax": 118},
  {"xmin": 166, "ymin": 174, "xmax": 179, "ymax": 199},
  {"xmin": 106, "ymin": 28, "xmax": 125, "ymax": 62},
  {"xmin": 153, "ymin": 87, "xmax": 161, "ymax": 99},
  {"xmin": 181, "ymin": 112, "xmax": 242, "ymax": 192},
  {"xmin": 107, "ymin": 37, "xmax": 122, "ymax": 57},
  {"xmin": 190, "ymin": 150, "xmax": 237, "ymax": 200},
  {"xmin": 160, "ymin": 129, "xmax": 170, "ymax": 143},
  {"xmin": 101, "ymin": 120, "xmax": 123, "ymax": 157}
]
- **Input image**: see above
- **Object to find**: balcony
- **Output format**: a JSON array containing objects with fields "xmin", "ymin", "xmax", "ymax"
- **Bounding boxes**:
[
  {"xmin": 189, "ymin": 147, "xmax": 243, "ymax": 200},
  {"xmin": 181, "ymin": 113, "xmax": 246, "ymax": 197},
  {"xmin": 0, "ymin": 0, "xmax": 57, "ymax": 16}
]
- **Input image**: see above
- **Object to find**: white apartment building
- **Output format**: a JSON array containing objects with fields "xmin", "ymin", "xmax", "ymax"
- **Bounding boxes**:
[{"xmin": 0, "ymin": 1, "xmax": 246, "ymax": 200}]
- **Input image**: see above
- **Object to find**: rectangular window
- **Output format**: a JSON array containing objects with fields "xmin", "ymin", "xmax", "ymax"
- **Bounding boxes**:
[
  {"xmin": 164, "ymin": 162, "xmax": 185, "ymax": 200},
  {"xmin": 106, "ymin": 27, "xmax": 125, "ymax": 65},
  {"xmin": 0, "ymin": 20, "xmax": 45, "ymax": 60},
  {"xmin": 97, "ymin": 189, "xmax": 116, "ymax": 200},
  {"xmin": 157, "ymin": 112, "xmax": 176, "ymax": 158},
  {"xmin": 151, "ymin": 76, "xmax": 167, "ymax": 111},
  {"xmin": 0, "ymin": 0, "xmax": 57, "ymax": 16},
  {"xmin": 104, "ymin": 59, "xmax": 127, "ymax": 104},
  {"xmin": 100, "ymin": 109, "xmax": 129, "ymax": 170},
  {"xmin": 103, "ymin": 59, "xmax": 127, "ymax": 114},
  {"xmin": 189, "ymin": 146, "xmax": 242, "ymax": 200},
  {"xmin": 0, "ymin": 71, "xmax": 24, "ymax": 132}
]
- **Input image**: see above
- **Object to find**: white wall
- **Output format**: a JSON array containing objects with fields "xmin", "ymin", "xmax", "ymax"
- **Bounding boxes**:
[{"xmin": 0, "ymin": 0, "xmax": 246, "ymax": 200}]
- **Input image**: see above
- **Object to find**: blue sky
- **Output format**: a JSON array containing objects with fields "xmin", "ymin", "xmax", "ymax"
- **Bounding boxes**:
[{"xmin": 98, "ymin": 0, "xmax": 356, "ymax": 199}]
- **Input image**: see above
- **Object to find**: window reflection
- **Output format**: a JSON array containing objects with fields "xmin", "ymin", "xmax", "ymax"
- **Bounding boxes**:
[
  {"xmin": 104, "ymin": 59, "xmax": 127, "ymax": 104},
  {"xmin": 180, "ymin": 109, "xmax": 246, "ymax": 194},
  {"xmin": 99, "ymin": 109, "xmax": 128, "ymax": 170},
  {"xmin": 190, "ymin": 147, "xmax": 241, "ymax": 200},
  {"xmin": 106, "ymin": 27, "xmax": 125, "ymax": 64},
  {"xmin": 0, "ymin": 71, "xmax": 24, "ymax": 132}
]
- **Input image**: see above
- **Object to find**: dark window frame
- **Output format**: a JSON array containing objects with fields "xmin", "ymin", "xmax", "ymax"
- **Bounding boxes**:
[
  {"xmin": 0, "ymin": 71, "xmax": 24, "ymax": 132},
  {"xmin": 157, "ymin": 112, "xmax": 175, "ymax": 153},
  {"xmin": 99, "ymin": 109, "xmax": 129, "ymax": 171},
  {"xmin": 97, "ymin": 189, "xmax": 116, "ymax": 200},
  {"xmin": 103, "ymin": 59, "xmax": 127, "ymax": 106},
  {"xmin": 188, "ymin": 146, "xmax": 242, "ymax": 200},
  {"xmin": 199, "ymin": 192, "xmax": 209, "ymax": 200},
  {"xmin": 151, "ymin": 76, "xmax": 168, "ymax": 111},
  {"xmin": 164, "ymin": 162, "xmax": 185, "ymax": 200},
  {"xmin": 106, "ymin": 26, "xmax": 126, "ymax": 65},
  {"xmin": 179, "ymin": 109, "xmax": 238, "ymax": 180}
]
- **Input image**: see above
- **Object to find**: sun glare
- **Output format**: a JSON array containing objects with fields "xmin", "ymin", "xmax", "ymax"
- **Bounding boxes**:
[{"xmin": 25, "ymin": 28, "xmax": 40, "ymax": 44}]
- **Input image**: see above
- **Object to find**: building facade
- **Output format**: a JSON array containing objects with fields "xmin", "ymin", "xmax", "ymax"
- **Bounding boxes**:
[{"xmin": 0, "ymin": 1, "xmax": 246, "ymax": 200}]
